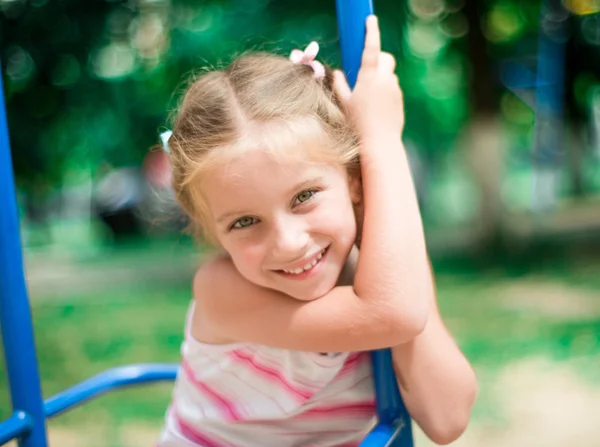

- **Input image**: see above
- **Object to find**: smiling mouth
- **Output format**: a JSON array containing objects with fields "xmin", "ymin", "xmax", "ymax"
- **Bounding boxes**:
[{"xmin": 277, "ymin": 247, "xmax": 329, "ymax": 276}]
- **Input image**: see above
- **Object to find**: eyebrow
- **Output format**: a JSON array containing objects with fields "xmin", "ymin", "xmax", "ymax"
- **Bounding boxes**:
[
  {"xmin": 216, "ymin": 210, "xmax": 251, "ymax": 226},
  {"xmin": 215, "ymin": 175, "xmax": 327, "ymax": 226},
  {"xmin": 286, "ymin": 175, "xmax": 326, "ymax": 196}
]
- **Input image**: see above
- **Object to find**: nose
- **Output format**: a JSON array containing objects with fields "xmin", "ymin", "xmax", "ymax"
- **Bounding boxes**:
[{"xmin": 270, "ymin": 215, "xmax": 310, "ymax": 260}]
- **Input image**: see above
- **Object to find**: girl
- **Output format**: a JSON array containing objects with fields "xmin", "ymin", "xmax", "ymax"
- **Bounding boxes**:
[{"xmin": 158, "ymin": 16, "xmax": 477, "ymax": 447}]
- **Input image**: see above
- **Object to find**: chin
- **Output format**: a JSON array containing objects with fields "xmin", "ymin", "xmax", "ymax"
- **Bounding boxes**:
[
  {"xmin": 292, "ymin": 291, "xmax": 327, "ymax": 302},
  {"xmin": 288, "ymin": 280, "xmax": 338, "ymax": 302}
]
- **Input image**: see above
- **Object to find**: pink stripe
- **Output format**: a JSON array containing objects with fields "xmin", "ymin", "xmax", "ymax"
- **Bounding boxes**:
[
  {"xmin": 230, "ymin": 349, "xmax": 313, "ymax": 401},
  {"xmin": 243, "ymin": 347, "xmax": 328, "ymax": 389},
  {"xmin": 181, "ymin": 359, "xmax": 244, "ymax": 421},
  {"xmin": 200, "ymin": 349, "xmax": 287, "ymax": 415},
  {"xmin": 300, "ymin": 401, "xmax": 376, "ymax": 418},
  {"xmin": 278, "ymin": 428, "xmax": 367, "ymax": 445},
  {"xmin": 339, "ymin": 352, "xmax": 369, "ymax": 376},
  {"xmin": 306, "ymin": 443, "xmax": 360, "ymax": 447},
  {"xmin": 174, "ymin": 411, "xmax": 226, "ymax": 447},
  {"xmin": 273, "ymin": 428, "xmax": 367, "ymax": 436}
]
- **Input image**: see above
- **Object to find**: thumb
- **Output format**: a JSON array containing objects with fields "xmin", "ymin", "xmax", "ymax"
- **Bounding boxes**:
[{"xmin": 332, "ymin": 70, "xmax": 352, "ymax": 106}]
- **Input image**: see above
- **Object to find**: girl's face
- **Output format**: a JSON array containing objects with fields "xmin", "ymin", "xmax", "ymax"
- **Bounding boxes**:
[{"xmin": 201, "ymin": 148, "xmax": 361, "ymax": 301}]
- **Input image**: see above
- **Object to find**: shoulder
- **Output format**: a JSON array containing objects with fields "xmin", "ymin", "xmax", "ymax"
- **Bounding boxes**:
[
  {"xmin": 193, "ymin": 252, "xmax": 247, "ymax": 312},
  {"xmin": 191, "ymin": 253, "xmax": 240, "ymax": 343},
  {"xmin": 192, "ymin": 252, "xmax": 266, "ymax": 321},
  {"xmin": 193, "ymin": 252, "xmax": 236, "ymax": 293}
]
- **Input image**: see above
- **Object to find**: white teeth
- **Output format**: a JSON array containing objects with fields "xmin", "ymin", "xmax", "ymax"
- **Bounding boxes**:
[{"xmin": 282, "ymin": 248, "xmax": 326, "ymax": 275}]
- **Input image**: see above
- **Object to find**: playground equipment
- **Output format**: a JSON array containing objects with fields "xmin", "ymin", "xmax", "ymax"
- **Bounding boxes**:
[
  {"xmin": 0, "ymin": 1, "xmax": 413, "ymax": 446},
  {"xmin": 500, "ymin": 0, "xmax": 568, "ymax": 211}
]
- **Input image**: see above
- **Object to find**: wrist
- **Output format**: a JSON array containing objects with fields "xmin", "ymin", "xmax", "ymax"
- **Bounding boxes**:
[
  {"xmin": 355, "ymin": 120, "xmax": 404, "ymax": 143},
  {"xmin": 359, "ymin": 136, "xmax": 407, "ymax": 171}
]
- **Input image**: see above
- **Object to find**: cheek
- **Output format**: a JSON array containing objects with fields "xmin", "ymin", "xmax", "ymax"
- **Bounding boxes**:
[
  {"xmin": 313, "ymin": 196, "xmax": 357, "ymax": 241},
  {"xmin": 221, "ymin": 238, "xmax": 266, "ymax": 275}
]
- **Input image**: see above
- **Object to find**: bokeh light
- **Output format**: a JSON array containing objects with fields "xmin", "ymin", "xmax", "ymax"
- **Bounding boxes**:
[
  {"xmin": 91, "ymin": 43, "xmax": 136, "ymax": 80},
  {"xmin": 5, "ymin": 45, "xmax": 35, "ymax": 87},
  {"xmin": 408, "ymin": 0, "xmax": 445, "ymax": 21},
  {"xmin": 563, "ymin": 0, "xmax": 600, "ymax": 15},
  {"xmin": 581, "ymin": 13, "xmax": 600, "ymax": 44},
  {"xmin": 484, "ymin": 1, "xmax": 527, "ymax": 43}
]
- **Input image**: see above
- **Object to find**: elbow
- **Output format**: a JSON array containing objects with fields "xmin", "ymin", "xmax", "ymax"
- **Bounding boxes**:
[
  {"xmin": 390, "ymin": 280, "xmax": 433, "ymax": 344},
  {"xmin": 426, "ymin": 417, "xmax": 470, "ymax": 445},
  {"xmin": 423, "ymin": 375, "xmax": 478, "ymax": 445},
  {"xmin": 386, "ymin": 300, "xmax": 430, "ymax": 345},
  {"xmin": 423, "ymin": 403, "xmax": 475, "ymax": 445}
]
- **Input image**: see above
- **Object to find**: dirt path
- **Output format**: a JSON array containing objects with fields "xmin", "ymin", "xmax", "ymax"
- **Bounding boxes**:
[
  {"xmin": 23, "ymin": 247, "xmax": 202, "ymax": 300},
  {"xmin": 416, "ymin": 357, "xmax": 600, "ymax": 447}
]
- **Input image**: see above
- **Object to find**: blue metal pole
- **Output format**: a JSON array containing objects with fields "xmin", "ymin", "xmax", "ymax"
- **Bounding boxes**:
[
  {"xmin": 45, "ymin": 363, "xmax": 178, "ymax": 418},
  {"xmin": 0, "ymin": 62, "xmax": 49, "ymax": 447},
  {"xmin": 335, "ymin": 0, "xmax": 374, "ymax": 88},
  {"xmin": 531, "ymin": 0, "xmax": 567, "ymax": 211},
  {"xmin": 0, "ymin": 412, "xmax": 34, "ymax": 445},
  {"xmin": 371, "ymin": 351, "xmax": 413, "ymax": 445},
  {"xmin": 335, "ymin": 2, "xmax": 413, "ymax": 446}
]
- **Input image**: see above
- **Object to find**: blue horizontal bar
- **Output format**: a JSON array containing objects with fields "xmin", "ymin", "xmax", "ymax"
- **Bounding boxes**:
[
  {"xmin": 359, "ymin": 422, "xmax": 403, "ymax": 446},
  {"xmin": 44, "ymin": 363, "xmax": 178, "ymax": 418},
  {"xmin": 0, "ymin": 411, "xmax": 34, "ymax": 445}
]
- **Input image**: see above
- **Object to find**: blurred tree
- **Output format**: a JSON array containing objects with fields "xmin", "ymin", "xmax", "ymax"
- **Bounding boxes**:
[
  {"xmin": 0, "ymin": 0, "xmax": 343, "ymax": 197},
  {"xmin": 2, "ymin": 0, "xmax": 599, "ymax": 243}
]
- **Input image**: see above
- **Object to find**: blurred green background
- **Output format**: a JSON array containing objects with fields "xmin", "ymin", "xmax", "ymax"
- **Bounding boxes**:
[{"xmin": 2, "ymin": 0, "xmax": 600, "ymax": 446}]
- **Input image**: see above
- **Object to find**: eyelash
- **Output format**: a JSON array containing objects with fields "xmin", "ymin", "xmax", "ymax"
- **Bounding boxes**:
[
  {"xmin": 230, "ymin": 216, "xmax": 257, "ymax": 230},
  {"xmin": 292, "ymin": 188, "xmax": 319, "ymax": 206},
  {"xmin": 229, "ymin": 189, "xmax": 320, "ymax": 231}
]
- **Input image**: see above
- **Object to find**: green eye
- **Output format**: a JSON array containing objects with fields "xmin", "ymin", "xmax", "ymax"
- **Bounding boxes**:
[
  {"xmin": 295, "ymin": 190, "xmax": 316, "ymax": 205},
  {"xmin": 232, "ymin": 217, "xmax": 256, "ymax": 229}
]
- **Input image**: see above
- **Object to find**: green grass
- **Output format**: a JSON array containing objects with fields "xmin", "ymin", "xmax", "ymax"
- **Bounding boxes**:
[
  {"xmin": 0, "ymin": 282, "xmax": 190, "ymax": 426},
  {"xmin": 437, "ymin": 275, "xmax": 600, "ymax": 365}
]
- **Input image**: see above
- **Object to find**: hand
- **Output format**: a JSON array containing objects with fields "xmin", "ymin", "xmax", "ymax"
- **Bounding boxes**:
[{"xmin": 333, "ymin": 15, "xmax": 405, "ymax": 142}]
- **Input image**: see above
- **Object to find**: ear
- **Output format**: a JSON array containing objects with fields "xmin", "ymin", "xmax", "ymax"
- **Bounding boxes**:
[
  {"xmin": 348, "ymin": 169, "xmax": 363, "ymax": 206},
  {"xmin": 348, "ymin": 169, "xmax": 364, "ymax": 248}
]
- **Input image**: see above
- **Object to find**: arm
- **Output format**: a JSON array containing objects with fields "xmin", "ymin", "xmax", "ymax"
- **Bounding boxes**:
[
  {"xmin": 335, "ymin": 15, "xmax": 432, "ymax": 334},
  {"xmin": 193, "ymin": 16, "xmax": 431, "ymax": 353},
  {"xmin": 194, "ymin": 254, "xmax": 420, "ymax": 352},
  {"xmin": 392, "ymin": 264, "xmax": 477, "ymax": 445}
]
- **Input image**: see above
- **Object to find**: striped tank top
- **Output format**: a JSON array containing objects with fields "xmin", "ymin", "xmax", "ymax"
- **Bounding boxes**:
[{"xmin": 157, "ymin": 303, "xmax": 376, "ymax": 447}]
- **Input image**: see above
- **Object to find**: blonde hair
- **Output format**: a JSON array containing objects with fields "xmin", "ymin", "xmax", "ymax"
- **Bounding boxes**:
[{"xmin": 167, "ymin": 51, "xmax": 360, "ymax": 241}]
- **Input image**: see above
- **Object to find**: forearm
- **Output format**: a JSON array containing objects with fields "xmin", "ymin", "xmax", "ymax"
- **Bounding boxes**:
[
  {"xmin": 354, "ymin": 136, "xmax": 430, "ymax": 326},
  {"xmin": 391, "ymin": 275, "xmax": 477, "ymax": 444},
  {"xmin": 343, "ymin": 16, "xmax": 429, "ymax": 338}
]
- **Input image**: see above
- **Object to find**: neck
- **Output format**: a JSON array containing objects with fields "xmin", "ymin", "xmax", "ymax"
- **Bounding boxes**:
[{"xmin": 336, "ymin": 245, "xmax": 359, "ymax": 287}]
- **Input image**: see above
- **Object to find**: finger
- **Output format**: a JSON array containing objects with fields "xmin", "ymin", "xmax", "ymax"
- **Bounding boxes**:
[
  {"xmin": 361, "ymin": 15, "xmax": 381, "ymax": 70},
  {"xmin": 332, "ymin": 70, "xmax": 352, "ymax": 105},
  {"xmin": 378, "ymin": 52, "xmax": 396, "ymax": 73}
]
